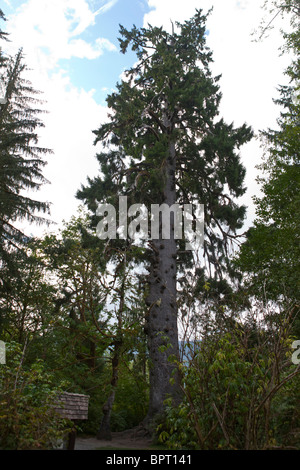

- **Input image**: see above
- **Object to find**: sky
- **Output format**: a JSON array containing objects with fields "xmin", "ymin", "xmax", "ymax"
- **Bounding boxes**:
[{"xmin": 1, "ymin": 0, "xmax": 292, "ymax": 237}]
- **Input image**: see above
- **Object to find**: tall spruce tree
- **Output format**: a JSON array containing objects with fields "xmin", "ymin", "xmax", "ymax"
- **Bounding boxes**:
[
  {"xmin": 77, "ymin": 9, "xmax": 253, "ymax": 423},
  {"xmin": 0, "ymin": 44, "xmax": 52, "ymax": 267}
]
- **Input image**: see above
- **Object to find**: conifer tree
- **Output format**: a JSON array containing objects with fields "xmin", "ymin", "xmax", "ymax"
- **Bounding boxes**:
[
  {"xmin": 77, "ymin": 9, "xmax": 253, "ymax": 422},
  {"xmin": 0, "ymin": 10, "xmax": 8, "ymax": 102},
  {"xmin": 0, "ymin": 9, "xmax": 8, "ymax": 44},
  {"xmin": 0, "ymin": 43, "xmax": 52, "ymax": 267}
]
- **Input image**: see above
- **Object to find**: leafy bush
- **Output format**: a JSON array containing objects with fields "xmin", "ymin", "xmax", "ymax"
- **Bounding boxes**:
[
  {"xmin": 0, "ymin": 342, "xmax": 72, "ymax": 450},
  {"xmin": 157, "ymin": 313, "xmax": 300, "ymax": 450},
  {"xmin": 110, "ymin": 363, "xmax": 149, "ymax": 432}
]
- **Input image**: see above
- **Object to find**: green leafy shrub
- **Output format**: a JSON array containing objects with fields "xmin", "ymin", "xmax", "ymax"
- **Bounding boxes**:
[
  {"xmin": 157, "ymin": 316, "xmax": 300, "ymax": 450},
  {"xmin": 0, "ymin": 342, "xmax": 72, "ymax": 450},
  {"xmin": 110, "ymin": 364, "xmax": 149, "ymax": 431}
]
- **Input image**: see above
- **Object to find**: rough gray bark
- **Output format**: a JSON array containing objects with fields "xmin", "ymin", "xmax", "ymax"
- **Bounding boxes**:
[{"xmin": 145, "ymin": 106, "xmax": 182, "ymax": 423}]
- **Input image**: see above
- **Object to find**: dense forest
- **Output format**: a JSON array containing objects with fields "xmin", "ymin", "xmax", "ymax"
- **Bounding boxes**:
[{"xmin": 0, "ymin": 1, "xmax": 299, "ymax": 450}]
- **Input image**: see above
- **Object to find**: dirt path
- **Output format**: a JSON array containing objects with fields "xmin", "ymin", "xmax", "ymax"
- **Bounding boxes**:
[{"xmin": 75, "ymin": 430, "xmax": 154, "ymax": 451}]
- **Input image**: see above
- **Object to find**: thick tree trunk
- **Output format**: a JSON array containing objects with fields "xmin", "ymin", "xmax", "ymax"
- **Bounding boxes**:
[{"xmin": 145, "ymin": 135, "xmax": 182, "ymax": 424}]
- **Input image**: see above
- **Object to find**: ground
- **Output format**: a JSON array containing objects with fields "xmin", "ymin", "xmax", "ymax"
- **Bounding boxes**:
[{"xmin": 74, "ymin": 429, "xmax": 155, "ymax": 450}]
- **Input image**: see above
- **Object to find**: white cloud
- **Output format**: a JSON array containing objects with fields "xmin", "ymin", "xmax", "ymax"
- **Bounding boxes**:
[
  {"xmin": 14, "ymin": 69, "xmax": 110, "ymax": 237},
  {"xmin": 143, "ymin": 0, "xmax": 289, "ymax": 127},
  {"xmin": 6, "ymin": 0, "xmax": 117, "ymax": 68},
  {"xmin": 2, "ymin": 0, "xmax": 114, "ymax": 234},
  {"xmin": 36, "ymin": 74, "xmax": 109, "ymax": 233}
]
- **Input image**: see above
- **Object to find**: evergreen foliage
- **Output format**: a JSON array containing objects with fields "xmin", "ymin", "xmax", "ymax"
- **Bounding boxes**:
[
  {"xmin": 77, "ymin": 9, "xmax": 253, "ymax": 421},
  {"xmin": 0, "ymin": 14, "xmax": 52, "ymax": 271}
]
